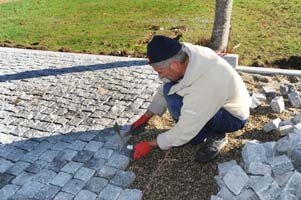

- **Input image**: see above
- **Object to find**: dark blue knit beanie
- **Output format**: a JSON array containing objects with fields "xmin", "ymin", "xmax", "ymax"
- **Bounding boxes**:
[{"xmin": 147, "ymin": 35, "xmax": 182, "ymax": 64}]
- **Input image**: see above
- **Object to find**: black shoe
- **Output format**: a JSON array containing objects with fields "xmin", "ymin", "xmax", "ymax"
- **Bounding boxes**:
[{"xmin": 195, "ymin": 134, "xmax": 228, "ymax": 163}]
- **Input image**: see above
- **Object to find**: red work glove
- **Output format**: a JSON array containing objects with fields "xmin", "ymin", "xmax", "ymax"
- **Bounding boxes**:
[
  {"xmin": 130, "ymin": 114, "xmax": 151, "ymax": 135},
  {"xmin": 133, "ymin": 141, "xmax": 153, "ymax": 160}
]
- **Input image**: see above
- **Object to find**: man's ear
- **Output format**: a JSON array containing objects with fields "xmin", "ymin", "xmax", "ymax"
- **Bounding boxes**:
[{"xmin": 170, "ymin": 60, "xmax": 181, "ymax": 72}]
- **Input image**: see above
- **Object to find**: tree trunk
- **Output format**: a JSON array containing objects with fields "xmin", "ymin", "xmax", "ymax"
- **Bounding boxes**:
[{"xmin": 210, "ymin": 0, "xmax": 233, "ymax": 52}]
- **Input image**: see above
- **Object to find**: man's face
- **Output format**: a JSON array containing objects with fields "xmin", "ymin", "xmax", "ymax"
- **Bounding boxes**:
[{"xmin": 152, "ymin": 61, "xmax": 183, "ymax": 83}]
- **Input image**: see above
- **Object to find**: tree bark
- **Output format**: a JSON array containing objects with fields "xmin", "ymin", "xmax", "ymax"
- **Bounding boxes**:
[{"xmin": 210, "ymin": 0, "xmax": 233, "ymax": 52}]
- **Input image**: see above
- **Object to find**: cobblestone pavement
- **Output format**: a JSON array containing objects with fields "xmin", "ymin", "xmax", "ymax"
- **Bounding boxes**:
[{"xmin": 0, "ymin": 47, "xmax": 161, "ymax": 200}]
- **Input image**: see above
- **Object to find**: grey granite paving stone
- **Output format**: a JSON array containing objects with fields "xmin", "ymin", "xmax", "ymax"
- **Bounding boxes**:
[
  {"xmin": 97, "ymin": 166, "xmax": 119, "ymax": 179},
  {"xmin": 39, "ymin": 150, "xmax": 59, "ymax": 162},
  {"xmin": 27, "ymin": 141, "xmax": 52, "ymax": 157},
  {"xmin": 98, "ymin": 184, "xmax": 123, "ymax": 200},
  {"xmin": 30, "ymin": 169, "xmax": 57, "ymax": 185},
  {"xmin": 51, "ymin": 171, "xmax": 72, "ymax": 187},
  {"xmin": 74, "ymin": 190, "xmax": 97, "ymax": 200},
  {"xmin": 13, "ymin": 139, "xmax": 39, "ymax": 152},
  {"xmin": 270, "ymin": 155, "xmax": 294, "ymax": 176},
  {"xmin": 0, "ymin": 184, "xmax": 20, "ymax": 200},
  {"xmin": 106, "ymin": 153, "xmax": 130, "ymax": 170},
  {"xmin": 67, "ymin": 140, "xmax": 87, "ymax": 151},
  {"xmin": 3, "ymin": 146, "xmax": 26, "ymax": 162},
  {"xmin": 218, "ymin": 160, "xmax": 238, "ymax": 177},
  {"xmin": 111, "ymin": 171, "xmax": 136, "ymax": 188},
  {"xmin": 222, "ymin": 165, "xmax": 249, "ymax": 195},
  {"xmin": 216, "ymin": 187, "xmax": 235, "ymax": 199},
  {"xmin": 92, "ymin": 133, "xmax": 105, "ymax": 142},
  {"xmin": 78, "ymin": 131, "xmax": 97, "ymax": 142},
  {"xmin": 34, "ymin": 184, "xmax": 60, "ymax": 200},
  {"xmin": 84, "ymin": 140, "xmax": 104, "ymax": 152},
  {"xmin": 61, "ymin": 133, "xmax": 80, "ymax": 143},
  {"xmin": 61, "ymin": 161, "xmax": 84, "ymax": 174},
  {"xmin": 94, "ymin": 148, "xmax": 114, "ymax": 160},
  {"xmin": 0, "ymin": 173, "xmax": 15, "ymax": 189},
  {"xmin": 6, "ymin": 161, "xmax": 30, "ymax": 176},
  {"xmin": 84, "ymin": 177, "xmax": 108, "ymax": 194},
  {"xmin": 104, "ymin": 137, "xmax": 124, "ymax": 150},
  {"xmin": 54, "ymin": 149, "xmax": 78, "ymax": 161},
  {"xmin": 117, "ymin": 189, "xmax": 142, "ymax": 200},
  {"xmin": 7, "ymin": 194, "xmax": 37, "ymax": 200},
  {"xmin": 53, "ymin": 192, "xmax": 75, "ymax": 200},
  {"xmin": 11, "ymin": 172, "xmax": 33, "ymax": 186},
  {"xmin": 16, "ymin": 181, "xmax": 44, "ymax": 197},
  {"xmin": 72, "ymin": 150, "xmax": 94, "ymax": 163},
  {"xmin": 47, "ymin": 158, "xmax": 68, "ymax": 172},
  {"xmin": 62, "ymin": 178, "xmax": 85, "ymax": 195},
  {"xmin": 25, "ymin": 160, "xmax": 49, "ymax": 174},
  {"xmin": 74, "ymin": 167, "xmax": 95, "ymax": 182},
  {"xmin": 0, "ymin": 158, "xmax": 14, "ymax": 173},
  {"xmin": 0, "ymin": 48, "xmax": 153, "ymax": 197},
  {"xmin": 85, "ymin": 157, "xmax": 106, "ymax": 171}
]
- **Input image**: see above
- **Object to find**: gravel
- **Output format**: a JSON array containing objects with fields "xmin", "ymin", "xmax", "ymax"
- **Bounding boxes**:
[{"xmin": 127, "ymin": 73, "xmax": 301, "ymax": 200}]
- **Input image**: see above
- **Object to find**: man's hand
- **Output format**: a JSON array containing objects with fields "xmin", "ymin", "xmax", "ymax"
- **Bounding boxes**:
[
  {"xmin": 130, "ymin": 114, "xmax": 151, "ymax": 135},
  {"xmin": 133, "ymin": 141, "xmax": 153, "ymax": 160}
]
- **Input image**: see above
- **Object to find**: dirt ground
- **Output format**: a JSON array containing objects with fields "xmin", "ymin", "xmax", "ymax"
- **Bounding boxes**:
[{"xmin": 128, "ymin": 72, "xmax": 301, "ymax": 200}]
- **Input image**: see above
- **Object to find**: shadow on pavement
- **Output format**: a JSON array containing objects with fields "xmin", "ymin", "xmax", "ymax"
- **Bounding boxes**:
[
  {"xmin": 0, "ymin": 60, "xmax": 148, "ymax": 82},
  {"xmin": 0, "ymin": 125, "xmax": 133, "ymax": 183}
]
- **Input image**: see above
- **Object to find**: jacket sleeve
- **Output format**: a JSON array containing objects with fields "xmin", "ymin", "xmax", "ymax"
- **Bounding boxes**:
[
  {"xmin": 147, "ymin": 84, "xmax": 167, "ymax": 116},
  {"xmin": 157, "ymin": 79, "xmax": 229, "ymax": 150}
]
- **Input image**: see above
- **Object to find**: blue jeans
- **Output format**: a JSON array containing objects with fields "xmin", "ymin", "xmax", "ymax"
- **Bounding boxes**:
[{"xmin": 163, "ymin": 82, "xmax": 247, "ymax": 144}]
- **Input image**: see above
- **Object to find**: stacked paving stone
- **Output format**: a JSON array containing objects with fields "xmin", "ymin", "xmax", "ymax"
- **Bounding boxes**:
[
  {"xmin": 212, "ymin": 128, "xmax": 301, "ymax": 199},
  {"xmin": 263, "ymin": 113, "xmax": 301, "ymax": 136},
  {"xmin": 251, "ymin": 83, "xmax": 301, "ymax": 112},
  {"xmin": 0, "ymin": 48, "xmax": 160, "ymax": 200}
]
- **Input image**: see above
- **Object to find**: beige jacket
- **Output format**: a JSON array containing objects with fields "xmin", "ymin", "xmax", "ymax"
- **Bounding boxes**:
[{"xmin": 147, "ymin": 43, "xmax": 251, "ymax": 150}]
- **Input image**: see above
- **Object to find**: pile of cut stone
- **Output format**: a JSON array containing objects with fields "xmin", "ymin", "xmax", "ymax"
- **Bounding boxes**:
[
  {"xmin": 251, "ymin": 83, "xmax": 301, "ymax": 112},
  {"xmin": 211, "ymin": 124, "xmax": 301, "ymax": 199}
]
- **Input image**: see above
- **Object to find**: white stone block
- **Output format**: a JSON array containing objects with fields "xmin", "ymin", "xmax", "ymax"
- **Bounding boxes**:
[
  {"xmin": 262, "ymin": 86, "xmax": 276, "ymax": 99},
  {"xmin": 274, "ymin": 171, "xmax": 294, "ymax": 188},
  {"xmin": 271, "ymin": 96, "xmax": 285, "ymax": 113},
  {"xmin": 291, "ymin": 148, "xmax": 301, "ymax": 171},
  {"xmin": 218, "ymin": 160, "xmax": 238, "ymax": 177},
  {"xmin": 223, "ymin": 165, "xmax": 249, "ymax": 195},
  {"xmin": 216, "ymin": 187, "xmax": 235, "ymax": 200},
  {"xmin": 263, "ymin": 141, "xmax": 276, "ymax": 160},
  {"xmin": 278, "ymin": 125, "xmax": 294, "ymax": 136},
  {"xmin": 279, "ymin": 120, "xmax": 294, "ymax": 127},
  {"xmin": 280, "ymin": 85, "xmax": 289, "ymax": 96},
  {"xmin": 270, "ymin": 155, "xmax": 294, "ymax": 176},
  {"xmin": 246, "ymin": 162, "xmax": 271, "ymax": 176},
  {"xmin": 256, "ymin": 181, "xmax": 281, "ymax": 200},
  {"xmin": 248, "ymin": 175, "xmax": 273, "ymax": 194},
  {"xmin": 277, "ymin": 192, "xmax": 298, "ymax": 200},
  {"xmin": 263, "ymin": 118, "xmax": 281, "ymax": 133},
  {"xmin": 222, "ymin": 54, "xmax": 238, "ymax": 68},
  {"xmin": 292, "ymin": 114, "xmax": 301, "ymax": 124},
  {"xmin": 214, "ymin": 175, "xmax": 226, "ymax": 189},
  {"xmin": 275, "ymin": 137, "xmax": 290, "ymax": 156},
  {"xmin": 252, "ymin": 93, "xmax": 267, "ymax": 102},
  {"xmin": 211, "ymin": 195, "xmax": 224, "ymax": 200},
  {"xmin": 242, "ymin": 142, "xmax": 267, "ymax": 169},
  {"xmin": 283, "ymin": 171, "xmax": 301, "ymax": 199},
  {"xmin": 233, "ymin": 189, "xmax": 259, "ymax": 200},
  {"xmin": 251, "ymin": 95, "xmax": 262, "ymax": 109},
  {"xmin": 288, "ymin": 92, "xmax": 301, "ymax": 108}
]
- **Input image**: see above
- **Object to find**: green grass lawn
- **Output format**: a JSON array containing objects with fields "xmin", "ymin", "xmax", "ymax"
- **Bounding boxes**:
[{"xmin": 0, "ymin": 0, "xmax": 300, "ymax": 66}]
